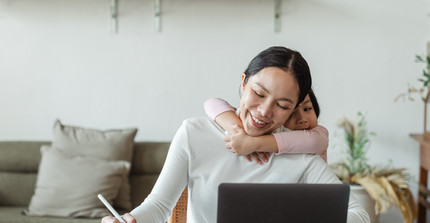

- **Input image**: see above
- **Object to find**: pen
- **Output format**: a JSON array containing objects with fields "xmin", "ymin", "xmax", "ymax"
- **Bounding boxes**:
[{"xmin": 98, "ymin": 194, "xmax": 126, "ymax": 223}]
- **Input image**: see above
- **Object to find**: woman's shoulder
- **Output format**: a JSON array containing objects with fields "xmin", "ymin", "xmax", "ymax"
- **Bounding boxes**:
[
  {"xmin": 178, "ymin": 117, "xmax": 225, "ymax": 148},
  {"xmin": 182, "ymin": 116, "xmax": 211, "ymax": 126},
  {"xmin": 181, "ymin": 117, "xmax": 222, "ymax": 132}
]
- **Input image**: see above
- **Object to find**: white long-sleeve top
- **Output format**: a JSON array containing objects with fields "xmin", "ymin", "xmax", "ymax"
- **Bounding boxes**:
[{"xmin": 130, "ymin": 117, "xmax": 370, "ymax": 223}]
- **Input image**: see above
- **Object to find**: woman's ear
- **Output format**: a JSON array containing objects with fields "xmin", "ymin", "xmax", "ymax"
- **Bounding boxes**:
[{"xmin": 240, "ymin": 74, "xmax": 246, "ymax": 93}]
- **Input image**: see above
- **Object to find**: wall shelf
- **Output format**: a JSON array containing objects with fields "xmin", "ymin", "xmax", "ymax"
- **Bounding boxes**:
[{"xmin": 107, "ymin": 0, "xmax": 281, "ymax": 34}]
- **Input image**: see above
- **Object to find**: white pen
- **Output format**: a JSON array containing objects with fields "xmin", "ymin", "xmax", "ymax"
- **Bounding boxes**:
[{"xmin": 98, "ymin": 194, "xmax": 126, "ymax": 223}]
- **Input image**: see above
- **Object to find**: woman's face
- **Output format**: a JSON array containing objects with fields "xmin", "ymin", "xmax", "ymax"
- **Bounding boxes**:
[
  {"xmin": 285, "ymin": 94, "xmax": 318, "ymax": 130},
  {"xmin": 239, "ymin": 67, "xmax": 299, "ymax": 137}
]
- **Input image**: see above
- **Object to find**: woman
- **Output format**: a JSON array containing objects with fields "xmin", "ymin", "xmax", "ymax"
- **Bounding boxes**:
[{"xmin": 102, "ymin": 46, "xmax": 370, "ymax": 223}]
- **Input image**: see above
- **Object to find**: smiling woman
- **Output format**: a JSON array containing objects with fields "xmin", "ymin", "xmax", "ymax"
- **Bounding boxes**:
[
  {"xmin": 101, "ymin": 46, "xmax": 370, "ymax": 223},
  {"xmin": 238, "ymin": 47, "xmax": 310, "ymax": 137}
]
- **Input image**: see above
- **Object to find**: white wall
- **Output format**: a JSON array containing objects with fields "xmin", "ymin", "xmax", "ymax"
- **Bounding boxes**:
[{"xmin": 0, "ymin": 0, "xmax": 428, "ymax": 221}]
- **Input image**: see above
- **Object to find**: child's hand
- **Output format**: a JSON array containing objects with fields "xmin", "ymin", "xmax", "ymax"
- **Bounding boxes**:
[
  {"xmin": 224, "ymin": 125, "xmax": 270, "ymax": 164},
  {"xmin": 224, "ymin": 125, "xmax": 256, "ymax": 156}
]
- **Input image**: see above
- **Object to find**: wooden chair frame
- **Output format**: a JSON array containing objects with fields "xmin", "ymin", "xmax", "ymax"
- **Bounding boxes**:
[{"xmin": 167, "ymin": 186, "xmax": 188, "ymax": 223}]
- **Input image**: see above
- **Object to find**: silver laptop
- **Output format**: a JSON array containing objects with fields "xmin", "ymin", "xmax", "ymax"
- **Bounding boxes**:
[{"xmin": 217, "ymin": 183, "xmax": 350, "ymax": 223}]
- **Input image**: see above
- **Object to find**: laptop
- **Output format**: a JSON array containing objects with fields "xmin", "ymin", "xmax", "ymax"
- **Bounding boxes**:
[{"xmin": 217, "ymin": 183, "xmax": 350, "ymax": 223}]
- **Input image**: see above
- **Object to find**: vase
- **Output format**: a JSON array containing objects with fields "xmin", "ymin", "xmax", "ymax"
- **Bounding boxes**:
[{"xmin": 350, "ymin": 184, "xmax": 379, "ymax": 223}]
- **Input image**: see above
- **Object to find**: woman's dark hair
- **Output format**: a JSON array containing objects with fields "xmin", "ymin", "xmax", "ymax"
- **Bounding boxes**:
[
  {"xmin": 243, "ymin": 46, "xmax": 312, "ymax": 105},
  {"xmin": 308, "ymin": 89, "xmax": 320, "ymax": 118}
]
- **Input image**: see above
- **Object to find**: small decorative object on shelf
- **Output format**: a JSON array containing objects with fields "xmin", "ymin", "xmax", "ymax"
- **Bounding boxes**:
[
  {"xmin": 110, "ymin": 0, "xmax": 118, "ymax": 34},
  {"xmin": 274, "ymin": 0, "xmax": 281, "ymax": 32},
  {"xmin": 331, "ymin": 112, "xmax": 416, "ymax": 223},
  {"xmin": 154, "ymin": 0, "xmax": 161, "ymax": 32}
]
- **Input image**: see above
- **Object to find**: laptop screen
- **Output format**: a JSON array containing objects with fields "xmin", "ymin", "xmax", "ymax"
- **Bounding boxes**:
[{"xmin": 217, "ymin": 183, "xmax": 350, "ymax": 223}]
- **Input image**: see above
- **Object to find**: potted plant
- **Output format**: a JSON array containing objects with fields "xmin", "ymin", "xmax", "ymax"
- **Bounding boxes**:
[{"xmin": 330, "ymin": 112, "xmax": 416, "ymax": 223}]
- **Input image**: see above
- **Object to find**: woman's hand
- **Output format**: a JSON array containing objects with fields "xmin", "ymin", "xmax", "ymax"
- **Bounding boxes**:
[
  {"xmin": 224, "ymin": 125, "xmax": 269, "ymax": 164},
  {"xmin": 101, "ymin": 213, "xmax": 136, "ymax": 223}
]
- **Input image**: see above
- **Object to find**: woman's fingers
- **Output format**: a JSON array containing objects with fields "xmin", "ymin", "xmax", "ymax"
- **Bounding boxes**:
[
  {"xmin": 257, "ymin": 152, "xmax": 270, "ymax": 162},
  {"xmin": 246, "ymin": 152, "xmax": 270, "ymax": 164},
  {"xmin": 246, "ymin": 154, "xmax": 252, "ymax": 162},
  {"xmin": 101, "ymin": 213, "xmax": 136, "ymax": 223},
  {"xmin": 250, "ymin": 152, "xmax": 263, "ymax": 164},
  {"xmin": 264, "ymin": 152, "xmax": 271, "ymax": 161},
  {"xmin": 101, "ymin": 216, "xmax": 119, "ymax": 223},
  {"xmin": 122, "ymin": 213, "xmax": 137, "ymax": 223}
]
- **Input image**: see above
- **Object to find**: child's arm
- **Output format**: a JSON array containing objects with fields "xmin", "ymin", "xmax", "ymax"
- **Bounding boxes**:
[
  {"xmin": 273, "ymin": 125, "xmax": 328, "ymax": 162},
  {"xmin": 204, "ymin": 98, "xmax": 240, "ymax": 134},
  {"xmin": 224, "ymin": 125, "xmax": 328, "ymax": 162},
  {"xmin": 204, "ymin": 98, "xmax": 328, "ymax": 162}
]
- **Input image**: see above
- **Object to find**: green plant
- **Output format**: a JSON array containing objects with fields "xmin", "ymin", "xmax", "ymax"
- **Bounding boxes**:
[
  {"xmin": 395, "ymin": 54, "xmax": 430, "ymax": 102},
  {"xmin": 331, "ymin": 112, "xmax": 416, "ymax": 223},
  {"xmin": 415, "ymin": 55, "xmax": 430, "ymax": 88},
  {"xmin": 336, "ymin": 112, "xmax": 374, "ymax": 179}
]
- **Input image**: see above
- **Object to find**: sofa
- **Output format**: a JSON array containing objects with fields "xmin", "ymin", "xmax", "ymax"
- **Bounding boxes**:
[{"xmin": 0, "ymin": 141, "xmax": 170, "ymax": 223}]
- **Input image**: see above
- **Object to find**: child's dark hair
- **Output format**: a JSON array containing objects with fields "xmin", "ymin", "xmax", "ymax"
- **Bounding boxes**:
[{"xmin": 308, "ymin": 89, "xmax": 320, "ymax": 118}]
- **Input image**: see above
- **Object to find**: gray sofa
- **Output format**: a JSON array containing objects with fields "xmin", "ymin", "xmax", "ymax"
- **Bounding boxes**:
[{"xmin": 0, "ymin": 141, "xmax": 170, "ymax": 223}]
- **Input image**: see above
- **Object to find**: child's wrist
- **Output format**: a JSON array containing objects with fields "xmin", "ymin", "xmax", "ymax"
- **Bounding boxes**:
[
  {"xmin": 253, "ymin": 135, "xmax": 277, "ymax": 153},
  {"xmin": 247, "ymin": 136, "xmax": 261, "ymax": 153}
]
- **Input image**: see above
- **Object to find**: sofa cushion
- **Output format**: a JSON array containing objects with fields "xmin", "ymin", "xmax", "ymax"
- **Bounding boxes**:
[
  {"xmin": 0, "ymin": 207, "xmax": 102, "ymax": 223},
  {"xmin": 0, "ymin": 172, "xmax": 37, "ymax": 207},
  {"xmin": 52, "ymin": 120, "xmax": 137, "ymax": 210},
  {"xmin": 24, "ymin": 145, "xmax": 130, "ymax": 218},
  {"xmin": 0, "ymin": 142, "xmax": 44, "ymax": 207},
  {"xmin": 0, "ymin": 141, "xmax": 43, "ymax": 173}
]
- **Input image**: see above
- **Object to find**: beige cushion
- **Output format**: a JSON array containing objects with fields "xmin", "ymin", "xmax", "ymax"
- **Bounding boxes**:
[
  {"xmin": 25, "ymin": 145, "xmax": 130, "ymax": 218},
  {"xmin": 52, "ymin": 120, "xmax": 138, "ymax": 210}
]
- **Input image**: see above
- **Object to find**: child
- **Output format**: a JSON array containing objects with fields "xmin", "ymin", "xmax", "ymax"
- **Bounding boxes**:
[{"xmin": 204, "ymin": 89, "xmax": 328, "ymax": 164}]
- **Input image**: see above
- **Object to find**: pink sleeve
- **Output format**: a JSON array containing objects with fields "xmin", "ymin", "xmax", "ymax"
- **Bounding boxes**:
[
  {"xmin": 203, "ymin": 98, "xmax": 236, "ymax": 121},
  {"xmin": 273, "ymin": 125, "xmax": 329, "ymax": 162}
]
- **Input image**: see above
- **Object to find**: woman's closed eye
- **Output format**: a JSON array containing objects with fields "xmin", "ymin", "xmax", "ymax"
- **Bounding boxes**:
[
  {"xmin": 277, "ymin": 103, "xmax": 290, "ymax": 110},
  {"xmin": 253, "ymin": 90, "xmax": 264, "ymax": 98}
]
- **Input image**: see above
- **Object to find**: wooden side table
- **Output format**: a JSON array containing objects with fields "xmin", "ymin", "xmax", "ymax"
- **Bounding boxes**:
[{"xmin": 411, "ymin": 134, "xmax": 430, "ymax": 223}]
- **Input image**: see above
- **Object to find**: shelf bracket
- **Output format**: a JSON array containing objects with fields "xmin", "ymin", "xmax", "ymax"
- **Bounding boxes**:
[
  {"xmin": 110, "ymin": 0, "xmax": 118, "ymax": 34},
  {"xmin": 274, "ymin": 0, "xmax": 281, "ymax": 32},
  {"xmin": 154, "ymin": 0, "xmax": 161, "ymax": 32}
]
